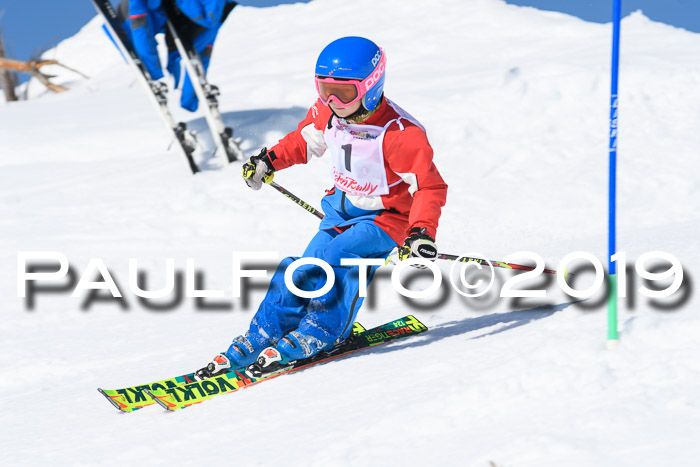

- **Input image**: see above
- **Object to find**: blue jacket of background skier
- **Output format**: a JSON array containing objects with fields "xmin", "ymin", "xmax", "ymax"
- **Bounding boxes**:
[{"xmin": 119, "ymin": 0, "xmax": 236, "ymax": 111}]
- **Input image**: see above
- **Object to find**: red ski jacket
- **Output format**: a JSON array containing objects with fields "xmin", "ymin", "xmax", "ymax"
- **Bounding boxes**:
[{"xmin": 266, "ymin": 97, "xmax": 447, "ymax": 245}]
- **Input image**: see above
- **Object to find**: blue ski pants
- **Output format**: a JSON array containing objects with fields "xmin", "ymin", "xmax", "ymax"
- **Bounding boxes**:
[{"xmin": 246, "ymin": 221, "xmax": 397, "ymax": 359}]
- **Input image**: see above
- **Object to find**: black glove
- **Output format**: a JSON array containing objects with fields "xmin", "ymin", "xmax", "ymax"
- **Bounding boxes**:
[
  {"xmin": 398, "ymin": 227, "xmax": 438, "ymax": 261},
  {"xmin": 242, "ymin": 147, "xmax": 275, "ymax": 190}
]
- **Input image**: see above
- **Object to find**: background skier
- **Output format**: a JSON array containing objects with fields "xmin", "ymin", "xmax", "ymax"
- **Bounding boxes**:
[
  {"xmin": 116, "ymin": 0, "xmax": 237, "ymax": 111},
  {"xmin": 197, "ymin": 36, "xmax": 448, "ymax": 379}
]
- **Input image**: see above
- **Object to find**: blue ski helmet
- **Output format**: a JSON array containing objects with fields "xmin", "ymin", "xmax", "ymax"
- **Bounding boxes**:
[{"xmin": 315, "ymin": 36, "xmax": 386, "ymax": 111}]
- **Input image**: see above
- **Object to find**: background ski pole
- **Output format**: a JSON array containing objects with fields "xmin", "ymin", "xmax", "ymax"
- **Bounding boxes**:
[{"xmin": 265, "ymin": 180, "xmax": 560, "ymax": 275}]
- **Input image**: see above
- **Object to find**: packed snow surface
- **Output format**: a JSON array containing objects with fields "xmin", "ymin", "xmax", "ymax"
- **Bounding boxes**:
[{"xmin": 1, "ymin": 0, "xmax": 699, "ymax": 465}]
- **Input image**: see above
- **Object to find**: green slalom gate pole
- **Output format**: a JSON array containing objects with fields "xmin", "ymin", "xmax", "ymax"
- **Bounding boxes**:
[{"xmin": 607, "ymin": 0, "xmax": 621, "ymax": 347}]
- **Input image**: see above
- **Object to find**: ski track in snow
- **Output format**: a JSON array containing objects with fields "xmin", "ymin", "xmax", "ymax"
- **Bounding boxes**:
[{"xmin": 1, "ymin": 0, "xmax": 700, "ymax": 465}]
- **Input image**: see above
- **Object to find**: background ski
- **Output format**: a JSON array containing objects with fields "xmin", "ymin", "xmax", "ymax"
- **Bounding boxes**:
[
  {"xmin": 146, "ymin": 315, "xmax": 427, "ymax": 411},
  {"xmin": 165, "ymin": 19, "xmax": 243, "ymax": 164},
  {"xmin": 90, "ymin": 0, "xmax": 200, "ymax": 174},
  {"xmin": 97, "ymin": 321, "xmax": 367, "ymax": 412}
]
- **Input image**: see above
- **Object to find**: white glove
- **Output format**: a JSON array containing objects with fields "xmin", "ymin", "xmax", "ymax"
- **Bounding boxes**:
[
  {"xmin": 242, "ymin": 147, "xmax": 275, "ymax": 190},
  {"xmin": 398, "ymin": 227, "xmax": 438, "ymax": 261}
]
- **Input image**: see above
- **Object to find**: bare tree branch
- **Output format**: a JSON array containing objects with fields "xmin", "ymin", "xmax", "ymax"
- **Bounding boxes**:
[{"xmin": 0, "ymin": 57, "xmax": 89, "ymax": 93}]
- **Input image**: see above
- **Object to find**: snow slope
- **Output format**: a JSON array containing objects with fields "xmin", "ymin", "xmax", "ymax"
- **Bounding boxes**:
[{"xmin": 2, "ymin": 0, "xmax": 700, "ymax": 465}]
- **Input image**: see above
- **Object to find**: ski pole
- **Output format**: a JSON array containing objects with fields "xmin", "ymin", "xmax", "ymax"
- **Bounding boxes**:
[
  {"xmin": 268, "ymin": 181, "xmax": 325, "ymax": 220},
  {"xmin": 435, "ymin": 253, "xmax": 558, "ymax": 275},
  {"xmin": 265, "ymin": 181, "xmax": 560, "ymax": 275}
]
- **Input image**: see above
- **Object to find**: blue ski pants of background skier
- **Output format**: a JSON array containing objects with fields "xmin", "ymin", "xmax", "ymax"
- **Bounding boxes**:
[
  {"xmin": 165, "ymin": 27, "xmax": 217, "ymax": 112},
  {"xmin": 246, "ymin": 221, "xmax": 397, "ymax": 357},
  {"xmin": 120, "ymin": 7, "xmax": 218, "ymax": 112}
]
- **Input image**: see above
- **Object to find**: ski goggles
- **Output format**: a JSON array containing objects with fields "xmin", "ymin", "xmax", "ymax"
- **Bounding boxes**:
[{"xmin": 315, "ymin": 49, "xmax": 386, "ymax": 107}]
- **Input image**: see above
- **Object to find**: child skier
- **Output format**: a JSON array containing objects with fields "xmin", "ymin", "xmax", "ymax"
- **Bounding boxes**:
[
  {"xmin": 196, "ymin": 36, "xmax": 447, "ymax": 379},
  {"xmin": 116, "ymin": 0, "xmax": 237, "ymax": 111}
]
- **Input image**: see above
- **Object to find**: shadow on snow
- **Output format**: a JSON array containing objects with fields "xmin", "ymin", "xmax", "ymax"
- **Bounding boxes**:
[
  {"xmin": 186, "ymin": 106, "xmax": 309, "ymax": 161},
  {"xmin": 360, "ymin": 301, "xmax": 577, "ymax": 357}
]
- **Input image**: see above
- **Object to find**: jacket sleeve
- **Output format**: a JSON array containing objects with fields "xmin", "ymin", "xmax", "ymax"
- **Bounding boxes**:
[
  {"xmin": 267, "ymin": 100, "xmax": 332, "ymax": 171},
  {"xmin": 129, "ymin": 0, "xmax": 165, "ymax": 80},
  {"xmin": 383, "ymin": 122, "xmax": 447, "ymax": 240}
]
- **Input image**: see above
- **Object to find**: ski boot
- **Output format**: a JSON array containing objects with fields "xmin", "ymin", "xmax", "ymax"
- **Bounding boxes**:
[
  {"xmin": 195, "ymin": 333, "xmax": 267, "ymax": 380},
  {"xmin": 225, "ymin": 333, "xmax": 268, "ymax": 366},
  {"xmin": 245, "ymin": 330, "xmax": 330, "ymax": 379}
]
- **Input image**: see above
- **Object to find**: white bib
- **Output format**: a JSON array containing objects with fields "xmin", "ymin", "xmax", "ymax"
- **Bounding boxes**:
[{"xmin": 324, "ymin": 101, "xmax": 424, "ymax": 197}]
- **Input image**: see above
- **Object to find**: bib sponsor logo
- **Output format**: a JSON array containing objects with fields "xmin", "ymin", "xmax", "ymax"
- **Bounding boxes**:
[
  {"xmin": 348, "ymin": 129, "xmax": 375, "ymax": 140},
  {"xmin": 333, "ymin": 170, "xmax": 379, "ymax": 195}
]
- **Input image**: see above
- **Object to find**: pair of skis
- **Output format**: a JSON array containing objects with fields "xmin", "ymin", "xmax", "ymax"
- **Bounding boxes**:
[
  {"xmin": 91, "ymin": 0, "xmax": 242, "ymax": 174},
  {"xmin": 98, "ymin": 315, "xmax": 428, "ymax": 412}
]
